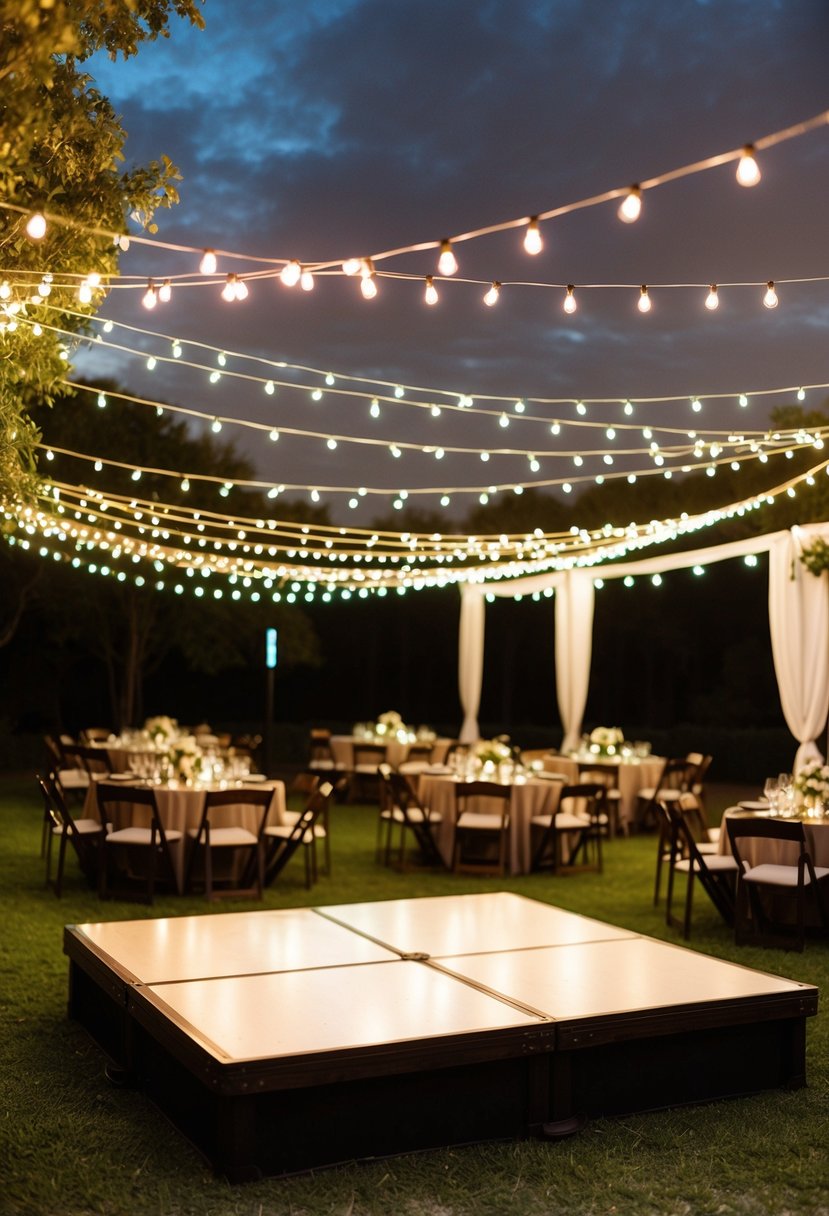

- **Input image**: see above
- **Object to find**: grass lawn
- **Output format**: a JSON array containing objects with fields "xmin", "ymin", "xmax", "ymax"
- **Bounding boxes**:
[{"xmin": 1, "ymin": 776, "xmax": 826, "ymax": 1216}]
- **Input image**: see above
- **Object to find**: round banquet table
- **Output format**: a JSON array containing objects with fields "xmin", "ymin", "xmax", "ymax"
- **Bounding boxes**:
[
  {"xmin": 417, "ymin": 772, "xmax": 567, "ymax": 874},
  {"xmin": 542, "ymin": 754, "xmax": 665, "ymax": 832},
  {"xmin": 331, "ymin": 736, "xmax": 452, "ymax": 770},
  {"xmin": 83, "ymin": 778, "xmax": 287, "ymax": 890},
  {"xmin": 717, "ymin": 807, "xmax": 829, "ymax": 868}
]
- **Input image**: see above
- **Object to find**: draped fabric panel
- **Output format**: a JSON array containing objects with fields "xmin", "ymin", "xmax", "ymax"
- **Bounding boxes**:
[
  {"xmin": 555, "ymin": 571, "xmax": 595, "ymax": 752},
  {"xmin": 768, "ymin": 527, "xmax": 829, "ymax": 770},
  {"xmin": 458, "ymin": 587, "xmax": 485, "ymax": 742}
]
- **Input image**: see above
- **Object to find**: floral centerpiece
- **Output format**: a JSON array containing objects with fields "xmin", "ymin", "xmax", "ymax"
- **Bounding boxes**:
[
  {"xmin": 794, "ymin": 762, "xmax": 829, "ymax": 805},
  {"xmin": 588, "ymin": 726, "xmax": 625, "ymax": 757},
  {"xmin": 475, "ymin": 737, "xmax": 513, "ymax": 766},
  {"xmin": 167, "ymin": 735, "xmax": 204, "ymax": 782},
  {"xmin": 375, "ymin": 710, "xmax": 403, "ymax": 736},
  {"xmin": 144, "ymin": 715, "xmax": 179, "ymax": 746}
]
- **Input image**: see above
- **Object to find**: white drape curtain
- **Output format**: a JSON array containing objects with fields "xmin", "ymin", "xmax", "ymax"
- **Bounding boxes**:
[
  {"xmin": 455, "ymin": 524, "xmax": 829, "ymax": 766},
  {"xmin": 555, "ymin": 571, "xmax": 595, "ymax": 752},
  {"xmin": 768, "ymin": 526, "xmax": 829, "ymax": 770}
]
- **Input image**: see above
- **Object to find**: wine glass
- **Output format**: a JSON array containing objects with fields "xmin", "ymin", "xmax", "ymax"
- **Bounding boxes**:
[{"xmin": 763, "ymin": 776, "xmax": 779, "ymax": 812}]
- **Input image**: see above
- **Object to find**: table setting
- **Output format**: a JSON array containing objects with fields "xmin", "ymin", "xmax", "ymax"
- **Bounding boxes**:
[
  {"xmin": 540, "ymin": 727, "xmax": 664, "ymax": 832},
  {"xmin": 331, "ymin": 710, "xmax": 451, "ymax": 770}
]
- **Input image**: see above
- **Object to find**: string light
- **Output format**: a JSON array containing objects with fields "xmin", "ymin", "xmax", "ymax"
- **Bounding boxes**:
[
  {"xmin": 563, "ymin": 284, "xmax": 577, "ymax": 314},
  {"xmin": 424, "ymin": 275, "xmax": 439, "ymax": 306},
  {"xmin": 438, "ymin": 240, "xmax": 458, "ymax": 276},
  {"xmin": 705, "ymin": 284, "xmax": 719, "ymax": 310},
  {"xmin": 25, "ymin": 212, "xmax": 47, "ymax": 240},
  {"xmin": 763, "ymin": 281, "xmax": 779, "ymax": 309},
  {"xmin": 300, "ymin": 269, "xmax": 314, "ymax": 291},
  {"xmin": 279, "ymin": 260, "xmax": 302, "ymax": 287},
  {"xmin": 637, "ymin": 285, "xmax": 652, "ymax": 313},
  {"xmin": 360, "ymin": 260, "xmax": 378, "ymax": 299},
  {"xmin": 483, "ymin": 281, "xmax": 501, "ymax": 307},
  {"xmin": 523, "ymin": 217, "xmax": 543, "ymax": 255},
  {"xmin": 141, "ymin": 282, "xmax": 157, "ymax": 310},
  {"xmin": 736, "ymin": 144, "xmax": 761, "ymax": 187},
  {"xmin": 199, "ymin": 249, "xmax": 218, "ymax": 275},
  {"xmin": 158, "ymin": 279, "xmax": 172, "ymax": 303},
  {"xmin": 618, "ymin": 186, "xmax": 642, "ymax": 223}
]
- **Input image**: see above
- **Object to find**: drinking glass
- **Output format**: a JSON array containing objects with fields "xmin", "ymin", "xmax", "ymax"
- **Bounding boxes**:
[{"xmin": 762, "ymin": 776, "xmax": 778, "ymax": 812}]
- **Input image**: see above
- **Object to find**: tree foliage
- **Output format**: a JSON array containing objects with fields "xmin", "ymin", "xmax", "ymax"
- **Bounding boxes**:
[{"xmin": 0, "ymin": 0, "xmax": 204, "ymax": 508}]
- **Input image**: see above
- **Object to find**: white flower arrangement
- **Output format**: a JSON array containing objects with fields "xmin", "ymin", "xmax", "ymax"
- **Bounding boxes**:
[
  {"xmin": 589, "ymin": 726, "xmax": 624, "ymax": 755},
  {"xmin": 168, "ymin": 735, "xmax": 203, "ymax": 781},
  {"xmin": 144, "ymin": 715, "xmax": 179, "ymax": 744},
  {"xmin": 475, "ymin": 737, "xmax": 512, "ymax": 766},
  {"xmin": 375, "ymin": 710, "xmax": 403, "ymax": 736},
  {"xmin": 794, "ymin": 762, "xmax": 829, "ymax": 802}
]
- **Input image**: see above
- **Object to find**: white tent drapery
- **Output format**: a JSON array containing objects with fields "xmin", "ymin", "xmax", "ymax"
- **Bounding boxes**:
[{"xmin": 457, "ymin": 523, "xmax": 829, "ymax": 768}]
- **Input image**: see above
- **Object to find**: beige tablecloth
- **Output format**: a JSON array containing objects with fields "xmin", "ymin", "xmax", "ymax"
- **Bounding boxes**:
[
  {"xmin": 542, "ymin": 755, "xmax": 665, "ymax": 831},
  {"xmin": 717, "ymin": 808, "xmax": 829, "ymax": 868},
  {"xmin": 331, "ymin": 736, "xmax": 451, "ymax": 770},
  {"xmin": 418, "ymin": 773, "xmax": 566, "ymax": 874},
  {"xmin": 84, "ymin": 779, "xmax": 286, "ymax": 889}
]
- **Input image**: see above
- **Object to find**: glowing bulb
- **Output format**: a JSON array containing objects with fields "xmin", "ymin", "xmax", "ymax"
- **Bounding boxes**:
[
  {"xmin": 763, "ymin": 281, "xmax": 778, "ymax": 309},
  {"xmin": 360, "ymin": 272, "xmax": 378, "ymax": 299},
  {"xmin": 705, "ymin": 284, "xmax": 719, "ymax": 310},
  {"xmin": 342, "ymin": 258, "xmax": 361, "ymax": 276},
  {"xmin": 797, "ymin": 387, "xmax": 806, "ymax": 402},
  {"xmin": 199, "ymin": 249, "xmax": 217, "ymax": 274},
  {"xmin": 327, "ymin": 438, "xmax": 337, "ymax": 450},
  {"xmin": 221, "ymin": 275, "xmax": 237, "ymax": 302},
  {"xmin": 499, "ymin": 413, "xmax": 509, "ymax": 428},
  {"xmin": 26, "ymin": 212, "xmax": 47, "ymax": 240},
  {"xmin": 618, "ymin": 186, "xmax": 641, "ymax": 223},
  {"xmin": 300, "ymin": 269, "xmax": 314, "ymax": 291},
  {"xmin": 523, "ymin": 217, "xmax": 543, "ymax": 255},
  {"xmin": 0, "ymin": 281, "xmax": 10, "ymax": 300},
  {"xmin": 739, "ymin": 394, "xmax": 749, "ymax": 407},
  {"xmin": 736, "ymin": 144, "xmax": 761, "ymax": 187},
  {"xmin": 265, "ymin": 380, "xmax": 275, "ymax": 394},
  {"xmin": 483, "ymin": 281, "xmax": 500, "ymax": 307},
  {"xmin": 235, "ymin": 278, "xmax": 249, "ymax": 300},
  {"xmin": 623, "ymin": 400, "xmax": 633, "ymax": 416},
  {"xmin": 370, "ymin": 399, "xmax": 380, "ymax": 418},
  {"xmin": 147, "ymin": 356, "xmax": 157, "ymax": 370},
  {"xmin": 424, "ymin": 275, "xmax": 438, "ymax": 306},
  {"xmin": 269, "ymin": 428, "xmax": 279, "ymax": 442},
  {"xmin": 142, "ymin": 282, "xmax": 157, "ymax": 310},
  {"xmin": 637, "ymin": 284, "xmax": 652, "ymax": 313},
  {"xmin": 280, "ymin": 260, "xmax": 302, "ymax": 287},
  {"xmin": 691, "ymin": 397, "xmax": 703, "ymax": 413},
  {"xmin": 437, "ymin": 239, "xmax": 458, "ymax": 276},
  {"xmin": 158, "ymin": 279, "xmax": 172, "ymax": 303},
  {"xmin": 78, "ymin": 282, "xmax": 92, "ymax": 304},
  {"xmin": 563, "ymin": 284, "xmax": 577, "ymax": 314},
  {"xmin": 211, "ymin": 418, "xmax": 222, "ymax": 432}
]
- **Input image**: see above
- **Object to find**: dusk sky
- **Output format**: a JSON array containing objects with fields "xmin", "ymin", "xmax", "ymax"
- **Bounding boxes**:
[{"xmin": 78, "ymin": 0, "xmax": 829, "ymax": 523}]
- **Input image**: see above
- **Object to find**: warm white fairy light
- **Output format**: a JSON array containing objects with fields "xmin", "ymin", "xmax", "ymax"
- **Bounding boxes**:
[
  {"xmin": 618, "ymin": 186, "xmax": 642, "ymax": 223},
  {"xmin": 424, "ymin": 275, "xmax": 439, "ymax": 305},
  {"xmin": 26, "ymin": 212, "xmax": 47, "ymax": 240},
  {"xmin": 78, "ymin": 281, "xmax": 93, "ymax": 304},
  {"xmin": 280, "ymin": 260, "xmax": 302, "ymax": 287},
  {"xmin": 141, "ymin": 281, "xmax": 157, "ymax": 310},
  {"xmin": 360, "ymin": 260, "xmax": 378, "ymax": 299},
  {"xmin": 158, "ymin": 279, "xmax": 172, "ymax": 304},
  {"xmin": 691, "ymin": 397, "xmax": 702, "ymax": 413},
  {"xmin": 199, "ymin": 249, "xmax": 218, "ymax": 275},
  {"xmin": 797, "ymin": 387, "xmax": 806, "ymax": 402},
  {"xmin": 736, "ymin": 144, "xmax": 761, "ymax": 187},
  {"xmin": 739, "ymin": 394, "xmax": 749, "ymax": 407},
  {"xmin": 705, "ymin": 284, "xmax": 719, "ymax": 310},
  {"xmin": 370, "ymin": 398, "xmax": 380, "ymax": 418},
  {"xmin": 300, "ymin": 269, "xmax": 314, "ymax": 291},
  {"xmin": 563, "ymin": 284, "xmax": 577, "ymax": 314},
  {"xmin": 637, "ymin": 285, "xmax": 652, "ymax": 313},
  {"xmin": 763, "ymin": 281, "xmax": 779, "ymax": 309},
  {"xmin": 523, "ymin": 217, "xmax": 543, "ymax": 255},
  {"xmin": 483, "ymin": 281, "xmax": 501, "ymax": 307},
  {"xmin": 437, "ymin": 239, "xmax": 458, "ymax": 276}
]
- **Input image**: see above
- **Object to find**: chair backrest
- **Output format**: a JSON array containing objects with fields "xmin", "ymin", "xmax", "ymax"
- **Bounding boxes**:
[
  {"xmin": 197, "ymin": 785, "xmax": 276, "ymax": 839},
  {"xmin": 353, "ymin": 741, "xmax": 387, "ymax": 766},
  {"xmin": 37, "ymin": 772, "xmax": 68, "ymax": 837},
  {"xmin": 81, "ymin": 727, "xmax": 111, "ymax": 744},
  {"xmin": 455, "ymin": 781, "xmax": 511, "ymax": 824},
  {"xmin": 725, "ymin": 813, "xmax": 809, "ymax": 873},
  {"xmin": 308, "ymin": 729, "xmax": 333, "ymax": 763},
  {"xmin": 96, "ymin": 781, "xmax": 162, "ymax": 833},
  {"xmin": 265, "ymin": 781, "xmax": 334, "ymax": 884},
  {"xmin": 64, "ymin": 742, "xmax": 109, "ymax": 775},
  {"xmin": 658, "ymin": 757, "xmax": 696, "ymax": 792},
  {"xmin": 404, "ymin": 743, "xmax": 433, "ymax": 762}
]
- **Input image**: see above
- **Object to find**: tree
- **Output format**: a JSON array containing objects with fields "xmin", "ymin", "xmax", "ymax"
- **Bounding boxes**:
[{"xmin": 0, "ymin": 0, "xmax": 204, "ymax": 507}]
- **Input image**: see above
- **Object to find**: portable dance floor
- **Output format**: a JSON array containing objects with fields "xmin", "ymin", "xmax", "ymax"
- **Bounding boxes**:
[{"xmin": 64, "ymin": 892, "xmax": 818, "ymax": 1180}]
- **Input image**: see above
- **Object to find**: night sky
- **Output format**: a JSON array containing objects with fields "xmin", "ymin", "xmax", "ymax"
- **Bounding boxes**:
[{"xmin": 77, "ymin": 0, "xmax": 829, "ymax": 525}]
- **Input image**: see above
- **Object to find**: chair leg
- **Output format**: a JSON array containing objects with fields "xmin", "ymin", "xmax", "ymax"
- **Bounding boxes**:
[
  {"xmin": 683, "ymin": 869, "xmax": 695, "ymax": 939},
  {"xmin": 203, "ymin": 843, "xmax": 213, "ymax": 901},
  {"xmin": 54, "ymin": 829, "xmax": 69, "ymax": 898}
]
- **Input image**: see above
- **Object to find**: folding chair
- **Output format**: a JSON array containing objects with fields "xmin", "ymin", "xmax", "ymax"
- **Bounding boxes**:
[
  {"xmin": 663, "ymin": 799, "xmax": 738, "ymax": 939},
  {"xmin": 654, "ymin": 790, "xmax": 717, "ymax": 905},
  {"xmin": 636, "ymin": 757, "xmax": 697, "ymax": 831},
  {"xmin": 452, "ymin": 781, "xmax": 511, "ymax": 876},
  {"xmin": 531, "ymin": 782, "xmax": 606, "ymax": 875},
  {"xmin": 37, "ymin": 772, "xmax": 103, "ymax": 896},
  {"xmin": 262, "ymin": 781, "xmax": 334, "ymax": 888},
  {"xmin": 377, "ymin": 764, "xmax": 444, "ymax": 868},
  {"xmin": 184, "ymin": 786, "xmax": 275, "ymax": 900},
  {"xmin": 96, "ymin": 782, "xmax": 182, "ymax": 902},
  {"xmin": 726, "ymin": 814, "xmax": 829, "ymax": 951}
]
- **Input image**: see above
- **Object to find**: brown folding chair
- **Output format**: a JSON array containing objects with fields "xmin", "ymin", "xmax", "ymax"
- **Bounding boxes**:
[
  {"xmin": 96, "ymin": 782, "xmax": 182, "ymax": 903},
  {"xmin": 663, "ymin": 799, "xmax": 738, "ymax": 939},
  {"xmin": 531, "ymin": 782, "xmax": 606, "ymax": 875},
  {"xmin": 37, "ymin": 772, "xmax": 103, "ymax": 896},
  {"xmin": 654, "ymin": 790, "xmax": 717, "ymax": 905},
  {"xmin": 635, "ymin": 757, "xmax": 697, "ymax": 831},
  {"xmin": 377, "ymin": 764, "xmax": 444, "ymax": 868},
  {"xmin": 262, "ymin": 781, "xmax": 335, "ymax": 888},
  {"xmin": 184, "ymin": 786, "xmax": 275, "ymax": 900},
  {"xmin": 726, "ymin": 814, "xmax": 829, "ymax": 951},
  {"xmin": 452, "ymin": 781, "xmax": 511, "ymax": 875},
  {"xmin": 349, "ymin": 741, "xmax": 387, "ymax": 803}
]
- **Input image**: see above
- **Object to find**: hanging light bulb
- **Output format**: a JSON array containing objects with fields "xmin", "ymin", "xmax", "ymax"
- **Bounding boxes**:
[
  {"xmin": 563, "ymin": 284, "xmax": 577, "ymax": 314},
  {"xmin": 142, "ymin": 281, "xmax": 157, "ymax": 310},
  {"xmin": 236, "ymin": 278, "xmax": 249, "ymax": 300},
  {"xmin": 199, "ymin": 249, "xmax": 217, "ymax": 275},
  {"xmin": 736, "ymin": 143, "xmax": 761, "ymax": 187},
  {"xmin": 483, "ymin": 281, "xmax": 501, "ymax": 307},
  {"xmin": 523, "ymin": 217, "xmax": 543, "ymax": 255},
  {"xmin": 618, "ymin": 185, "xmax": 642, "ymax": 223},
  {"xmin": 280, "ymin": 260, "xmax": 302, "ymax": 287},
  {"xmin": 221, "ymin": 274, "xmax": 238, "ymax": 301},
  {"xmin": 705, "ymin": 284, "xmax": 719, "ymax": 310},
  {"xmin": 78, "ymin": 282, "xmax": 93, "ymax": 304},
  {"xmin": 797, "ymin": 387, "xmax": 806, "ymax": 402},
  {"xmin": 637, "ymin": 284, "xmax": 652, "ymax": 313},
  {"xmin": 158, "ymin": 279, "xmax": 172, "ymax": 303},
  {"xmin": 360, "ymin": 260, "xmax": 378, "ymax": 299},
  {"xmin": 26, "ymin": 212, "xmax": 47, "ymax": 240},
  {"xmin": 424, "ymin": 275, "xmax": 439, "ymax": 306},
  {"xmin": 342, "ymin": 258, "xmax": 361, "ymax": 276},
  {"xmin": 763, "ymin": 280, "xmax": 778, "ymax": 309},
  {"xmin": 437, "ymin": 239, "xmax": 458, "ymax": 276},
  {"xmin": 300, "ymin": 268, "xmax": 314, "ymax": 291}
]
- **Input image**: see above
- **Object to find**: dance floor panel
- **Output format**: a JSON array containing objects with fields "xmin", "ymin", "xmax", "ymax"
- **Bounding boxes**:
[{"xmin": 64, "ymin": 893, "xmax": 818, "ymax": 1181}]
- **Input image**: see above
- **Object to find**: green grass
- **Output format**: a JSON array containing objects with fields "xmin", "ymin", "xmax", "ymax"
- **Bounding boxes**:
[{"xmin": 1, "ymin": 777, "xmax": 826, "ymax": 1216}]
